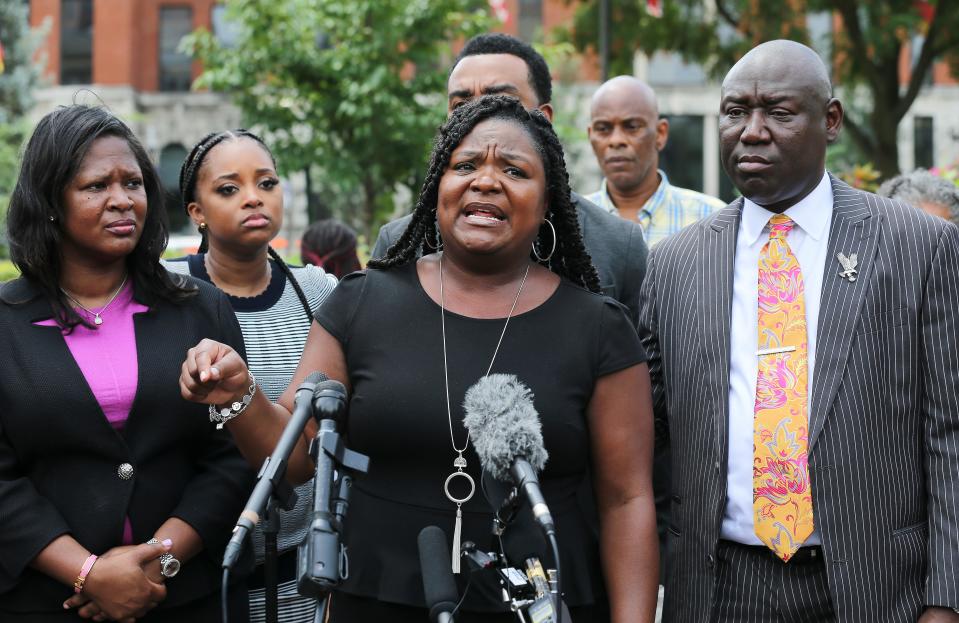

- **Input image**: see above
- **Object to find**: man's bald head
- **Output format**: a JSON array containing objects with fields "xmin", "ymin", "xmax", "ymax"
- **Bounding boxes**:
[
  {"xmin": 590, "ymin": 76, "xmax": 659, "ymax": 120},
  {"xmin": 723, "ymin": 39, "xmax": 833, "ymax": 104},
  {"xmin": 588, "ymin": 76, "xmax": 669, "ymax": 195},
  {"xmin": 718, "ymin": 39, "xmax": 843, "ymax": 212}
]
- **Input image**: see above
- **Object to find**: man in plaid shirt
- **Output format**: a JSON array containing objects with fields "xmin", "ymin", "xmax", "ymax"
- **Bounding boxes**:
[{"xmin": 586, "ymin": 76, "xmax": 725, "ymax": 247}]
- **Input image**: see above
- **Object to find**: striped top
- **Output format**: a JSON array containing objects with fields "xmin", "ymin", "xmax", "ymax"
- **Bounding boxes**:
[
  {"xmin": 585, "ymin": 169, "xmax": 726, "ymax": 247},
  {"xmin": 163, "ymin": 254, "xmax": 337, "ymax": 557}
]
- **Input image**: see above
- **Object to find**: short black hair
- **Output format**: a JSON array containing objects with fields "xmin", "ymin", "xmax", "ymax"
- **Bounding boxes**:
[
  {"xmin": 452, "ymin": 33, "xmax": 552, "ymax": 106},
  {"xmin": 6, "ymin": 104, "xmax": 193, "ymax": 330},
  {"xmin": 369, "ymin": 95, "xmax": 599, "ymax": 292}
]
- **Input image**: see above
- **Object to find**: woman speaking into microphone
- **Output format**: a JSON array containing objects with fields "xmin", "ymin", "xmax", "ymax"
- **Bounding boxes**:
[{"xmin": 179, "ymin": 95, "xmax": 659, "ymax": 622}]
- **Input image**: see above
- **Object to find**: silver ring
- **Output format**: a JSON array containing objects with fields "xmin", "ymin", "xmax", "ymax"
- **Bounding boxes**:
[{"xmin": 444, "ymin": 470, "xmax": 475, "ymax": 505}]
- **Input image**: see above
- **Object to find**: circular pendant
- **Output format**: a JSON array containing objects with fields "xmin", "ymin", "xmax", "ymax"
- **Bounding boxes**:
[
  {"xmin": 444, "ymin": 470, "xmax": 476, "ymax": 505},
  {"xmin": 93, "ymin": 316, "xmax": 103, "ymax": 325}
]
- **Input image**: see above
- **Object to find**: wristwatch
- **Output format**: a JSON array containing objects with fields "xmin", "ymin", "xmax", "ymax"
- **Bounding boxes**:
[{"xmin": 146, "ymin": 538, "xmax": 181, "ymax": 578}]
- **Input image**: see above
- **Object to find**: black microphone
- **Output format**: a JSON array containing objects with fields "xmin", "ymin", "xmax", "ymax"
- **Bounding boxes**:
[
  {"xmin": 418, "ymin": 526, "xmax": 459, "ymax": 623},
  {"xmin": 463, "ymin": 374, "xmax": 555, "ymax": 537},
  {"xmin": 222, "ymin": 371, "xmax": 328, "ymax": 570},
  {"xmin": 298, "ymin": 379, "xmax": 357, "ymax": 598}
]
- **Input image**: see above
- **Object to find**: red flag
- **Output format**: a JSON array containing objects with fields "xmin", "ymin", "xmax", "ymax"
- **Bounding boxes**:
[
  {"xmin": 646, "ymin": 0, "xmax": 663, "ymax": 18},
  {"xmin": 914, "ymin": 1, "xmax": 935, "ymax": 23}
]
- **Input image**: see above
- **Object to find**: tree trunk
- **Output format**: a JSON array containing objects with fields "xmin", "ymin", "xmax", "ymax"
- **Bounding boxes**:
[
  {"xmin": 362, "ymin": 175, "xmax": 378, "ymax": 244},
  {"xmin": 869, "ymin": 117, "xmax": 901, "ymax": 181}
]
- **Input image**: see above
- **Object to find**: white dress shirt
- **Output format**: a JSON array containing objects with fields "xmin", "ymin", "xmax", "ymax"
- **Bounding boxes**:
[{"xmin": 720, "ymin": 172, "xmax": 833, "ymax": 546}]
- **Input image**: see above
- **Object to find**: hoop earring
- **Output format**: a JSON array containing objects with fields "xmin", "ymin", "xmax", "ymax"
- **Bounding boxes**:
[
  {"xmin": 424, "ymin": 232, "xmax": 443, "ymax": 252},
  {"xmin": 532, "ymin": 218, "xmax": 556, "ymax": 263}
]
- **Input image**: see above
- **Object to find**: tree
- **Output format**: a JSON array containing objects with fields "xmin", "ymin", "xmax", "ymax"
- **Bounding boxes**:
[
  {"xmin": 0, "ymin": 1, "xmax": 45, "ymax": 258},
  {"xmin": 560, "ymin": 0, "xmax": 959, "ymax": 180},
  {"xmin": 183, "ymin": 0, "xmax": 491, "ymax": 239}
]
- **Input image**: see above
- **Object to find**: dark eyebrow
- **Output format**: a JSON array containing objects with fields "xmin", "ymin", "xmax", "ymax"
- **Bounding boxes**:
[
  {"xmin": 448, "ymin": 84, "xmax": 521, "ymax": 102},
  {"xmin": 498, "ymin": 150, "xmax": 535, "ymax": 165},
  {"xmin": 450, "ymin": 149, "xmax": 535, "ymax": 166},
  {"xmin": 213, "ymin": 172, "xmax": 240, "ymax": 183},
  {"xmin": 482, "ymin": 84, "xmax": 520, "ymax": 96}
]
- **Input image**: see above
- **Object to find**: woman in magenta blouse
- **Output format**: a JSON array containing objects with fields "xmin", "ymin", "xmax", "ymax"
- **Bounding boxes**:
[{"xmin": 0, "ymin": 105, "xmax": 254, "ymax": 622}]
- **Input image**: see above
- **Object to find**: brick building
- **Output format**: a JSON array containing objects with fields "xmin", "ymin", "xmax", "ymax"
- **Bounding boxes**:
[{"xmin": 23, "ymin": 0, "xmax": 959, "ymax": 223}]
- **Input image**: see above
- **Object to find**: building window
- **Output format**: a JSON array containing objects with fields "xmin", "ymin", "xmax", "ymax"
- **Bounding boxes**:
[
  {"xmin": 60, "ymin": 0, "xmax": 93, "ymax": 84},
  {"xmin": 159, "ymin": 6, "xmax": 193, "ymax": 91},
  {"xmin": 518, "ymin": 0, "xmax": 542, "ymax": 42},
  {"xmin": 211, "ymin": 5, "xmax": 240, "ymax": 49},
  {"xmin": 914, "ymin": 116, "xmax": 934, "ymax": 170},
  {"xmin": 659, "ymin": 115, "xmax": 705, "ymax": 193},
  {"xmin": 159, "ymin": 143, "xmax": 189, "ymax": 230}
]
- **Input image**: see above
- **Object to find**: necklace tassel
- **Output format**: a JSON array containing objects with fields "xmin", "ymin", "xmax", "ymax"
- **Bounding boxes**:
[{"xmin": 452, "ymin": 505, "xmax": 462, "ymax": 574}]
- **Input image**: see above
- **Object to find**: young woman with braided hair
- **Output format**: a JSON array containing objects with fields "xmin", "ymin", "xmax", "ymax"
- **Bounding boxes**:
[
  {"xmin": 179, "ymin": 95, "xmax": 659, "ymax": 622},
  {"xmin": 163, "ymin": 130, "xmax": 336, "ymax": 623}
]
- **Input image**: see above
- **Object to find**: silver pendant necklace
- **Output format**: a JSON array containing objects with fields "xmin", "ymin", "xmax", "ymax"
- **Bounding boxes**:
[
  {"xmin": 62, "ymin": 274, "xmax": 129, "ymax": 326},
  {"xmin": 440, "ymin": 254, "xmax": 529, "ymax": 573}
]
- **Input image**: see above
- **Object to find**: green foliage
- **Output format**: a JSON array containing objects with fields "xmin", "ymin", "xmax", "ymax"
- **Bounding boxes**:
[
  {"xmin": 182, "ymin": 0, "xmax": 491, "ymax": 236},
  {"xmin": 0, "ymin": 2, "xmax": 44, "ymax": 257},
  {"xmin": 0, "ymin": 259, "xmax": 17, "ymax": 281},
  {"xmin": 559, "ymin": 0, "xmax": 959, "ymax": 179}
]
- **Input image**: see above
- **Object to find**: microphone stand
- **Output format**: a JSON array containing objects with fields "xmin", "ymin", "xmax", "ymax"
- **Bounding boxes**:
[
  {"xmin": 295, "ymin": 382, "xmax": 369, "ymax": 622},
  {"xmin": 220, "ymin": 372, "xmax": 326, "ymax": 623},
  {"xmin": 261, "ymin": 498, "xmax": 281, "ymax": 623}
]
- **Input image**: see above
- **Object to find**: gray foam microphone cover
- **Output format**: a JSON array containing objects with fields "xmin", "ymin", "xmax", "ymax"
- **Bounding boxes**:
[{"xmin": 462, "ymin": 373, "xmax": 548, "ymax": 481}]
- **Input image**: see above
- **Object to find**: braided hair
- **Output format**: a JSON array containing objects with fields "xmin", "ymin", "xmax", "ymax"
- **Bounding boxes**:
[
  {"xmin": 368, "ymin": 95, "xmax": 600, "ymax": 292},
  {"xmin": 179, "ymin": 130, "xmax": 314, "ymax": 320}
]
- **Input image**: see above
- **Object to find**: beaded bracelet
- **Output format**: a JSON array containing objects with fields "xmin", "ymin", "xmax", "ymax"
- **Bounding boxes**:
[
  {"xmin": 208, "ymin": 372, "xmax": 257, "ymax": 430},
  {"xmin": 73, "ymin": 554, "xmax": 98, "ymax": 594}
]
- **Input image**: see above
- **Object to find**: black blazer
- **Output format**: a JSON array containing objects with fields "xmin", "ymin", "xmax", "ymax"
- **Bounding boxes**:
[{"xmin": 0, "ymin": 275, "xmax": 255, "ymax": 614}]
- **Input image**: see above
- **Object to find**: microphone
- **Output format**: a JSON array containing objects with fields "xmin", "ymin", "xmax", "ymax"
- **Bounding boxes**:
[
  {"xmin": 462, "ymin": 374, "xmax": 554, "ymax": 537},
  {"xmin": 223, "ymin": 371, "xmax": 328, "ymax": 570},
  {"xmin": 418, "ymin": 526, "xmax": 459, "ymax": 623},
  {"xmin": 298, "ymin": 378, "xmax": 368, "ymax": 598}
]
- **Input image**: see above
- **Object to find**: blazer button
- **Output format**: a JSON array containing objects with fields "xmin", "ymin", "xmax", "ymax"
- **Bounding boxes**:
[{"xmin": 118, "ymin": 463, "xmax": 134, "ymax": 480}]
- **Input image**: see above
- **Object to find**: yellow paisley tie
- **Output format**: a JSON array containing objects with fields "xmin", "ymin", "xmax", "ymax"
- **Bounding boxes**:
[{"xmin": 754, "ymin": 214, "xmax": 814, "ymax": 561}]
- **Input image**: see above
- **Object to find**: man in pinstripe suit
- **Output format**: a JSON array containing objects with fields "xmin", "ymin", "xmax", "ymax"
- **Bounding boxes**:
[{"xmin": 639, "ymin": 40, "xmax": 959, "ymax": 622}]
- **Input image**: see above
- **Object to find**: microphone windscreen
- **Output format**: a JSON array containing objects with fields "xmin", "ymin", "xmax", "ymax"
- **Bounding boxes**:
[
  {"xmin": 462, "ymin": 374, "xmax": 548, "ymax": 482},
  {"xmin": 417, "ymin": 526, "xmax": 458, "ymax": 619},
  {"xmin": 302, "ymin": 371, "xmax": 329, "ymax": 386}
]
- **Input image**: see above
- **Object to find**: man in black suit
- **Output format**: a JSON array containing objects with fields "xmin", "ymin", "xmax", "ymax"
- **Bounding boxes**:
[{"xmin": 371, "ymin": 33, "xmax": 648, "ymax": 326}]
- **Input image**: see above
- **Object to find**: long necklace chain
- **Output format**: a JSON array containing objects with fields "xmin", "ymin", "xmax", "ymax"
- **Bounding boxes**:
[
  {"xmin": 62, "ymin": 274, "xmax": 128, "ymax": 326},
  {"xmin": 439, "ymin": 253, "xmax": 529, "ymax": 573},
  {"xmin": 440, "ymin": 255, "xmax": 530, "ymax": 454}
]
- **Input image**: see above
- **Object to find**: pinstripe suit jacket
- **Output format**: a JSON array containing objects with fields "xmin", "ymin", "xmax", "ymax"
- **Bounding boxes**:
[{"xmin": 639, "ymin": 175, "xmax": 959, "ymax": 622}]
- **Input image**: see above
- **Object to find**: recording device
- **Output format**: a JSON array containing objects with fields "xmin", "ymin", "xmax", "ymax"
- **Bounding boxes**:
[
  {"xmin": 418, "ymin": 526, "xmax": 460, "ymax": 623},
  {"xmin": 462, "ymin": 374, "xmax": 555, "ymax": 537},
  {"xmin": 297, "ymin": 379, "xmax": 370, "ymax": 599},
  {"xmin": 222, "ymin": 371, "xmax": 328, "ymax": 570},
  {"xmin": 462, "ymin": 374, "xmax": 564, "ymax": 623}
]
